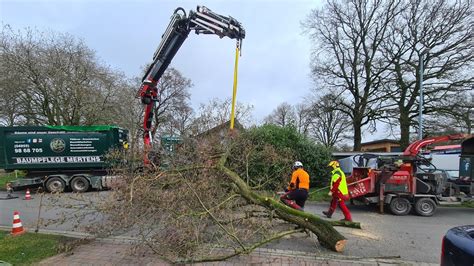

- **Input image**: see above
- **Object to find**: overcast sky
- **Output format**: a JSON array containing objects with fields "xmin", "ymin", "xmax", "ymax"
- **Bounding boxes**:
[{"xmin": 0, "ymin": 0, "xmax": 389, "ymax": 142}]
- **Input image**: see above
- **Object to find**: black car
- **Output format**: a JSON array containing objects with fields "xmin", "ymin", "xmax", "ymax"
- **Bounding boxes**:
[{"xmin": 441, "ymin": 225, "xmax": 474, "ymax": 266}]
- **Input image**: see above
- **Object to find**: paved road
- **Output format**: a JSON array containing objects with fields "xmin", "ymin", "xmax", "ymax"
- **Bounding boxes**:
[
  {"xmin": 266, "ymin": 202, "xmax": 473, "ymax": 264},
  {"xmin": 0, "ymin": 190, "xmax": 107, "ymax": 232},
  {"xmin": 1, "ymin": 191, "xmax": 472, "ymax": 263}
]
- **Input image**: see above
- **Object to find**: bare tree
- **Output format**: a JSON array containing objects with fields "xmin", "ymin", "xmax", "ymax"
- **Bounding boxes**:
[
  {"xmin": 0, "ymin": 26, "xmax": 196, "ymax": 150},
  {"xmin": 294, "ymin": 103, "xmax": 312, "ymax": 136},
  {"xmin": 0, "ymin": 52, "xmax": 25, "ymax": 125},
  {"xmin": 191, "ymin": 97, "xmax": 254, "ymax": 134},
  {"xmin": 148, "ymin": 68, "xmax": 193, "ymax": 140},
  {"xmin": 424, "ymin": 91, "xmax": 474, "ymax": 135},
  {"xmin": 160, "ymin": 104, "xmax": 195, "ymax": 137},
  {"xmin": 264, "ymin": 102, "xmax": 296, "ymax": 127},
  {"xmin": 109, "ymin": 78, "xmax": 144, "ymax": 146},
  {"xmin": 0, "ymin": 25, "xmax": 127, "ymax": 126},
  {"xmin": 381, "ymin": 0, "xmax": 474, "ymax": 148},
  {"xmin": 303, "ymin": 0, "xmax": 401, "ymax": 150},
  {"xmin": 446, "ymin": 92, "xmax": 474, "ymax": 134},
  {"xmin": 309, "ymin": 94, "xmax": 351, "ymax": 148}
]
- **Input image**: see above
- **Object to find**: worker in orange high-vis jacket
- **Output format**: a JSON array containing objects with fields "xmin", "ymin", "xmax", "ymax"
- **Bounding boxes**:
[
  {"xmin": 323, "ymin": 160, "xmax": 352, "ymax": 222},
  {"xmin": 280, "ymin": 161, "xmax": 310, "ymax": 210}
]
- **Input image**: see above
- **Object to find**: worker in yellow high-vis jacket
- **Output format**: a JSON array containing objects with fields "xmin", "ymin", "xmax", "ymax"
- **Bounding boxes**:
[{"xmin": 322, "ymin": 160, "xmax": 352, "ymax": 222}]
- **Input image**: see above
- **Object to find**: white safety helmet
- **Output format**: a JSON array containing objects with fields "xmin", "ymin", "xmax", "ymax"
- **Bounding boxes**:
[{"xmin": 293, "ymin": 161, "xmax": 303, "ymax": 168}]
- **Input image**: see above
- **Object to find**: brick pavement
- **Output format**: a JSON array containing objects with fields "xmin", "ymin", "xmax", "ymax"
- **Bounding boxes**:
[{"xmin": 38, "ymin": 239, "xmax": 436, "ymax": 266}]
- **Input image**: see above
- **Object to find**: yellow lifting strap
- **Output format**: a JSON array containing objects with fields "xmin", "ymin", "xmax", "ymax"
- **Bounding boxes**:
[{"xmin": 230, "ymin": 40, "xmax": 241, "ymax": 130}]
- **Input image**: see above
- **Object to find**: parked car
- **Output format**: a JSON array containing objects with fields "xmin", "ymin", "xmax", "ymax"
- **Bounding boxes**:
[{"xmin": 441, "ymin": 225, "xmax": 474, "ymax": 266}]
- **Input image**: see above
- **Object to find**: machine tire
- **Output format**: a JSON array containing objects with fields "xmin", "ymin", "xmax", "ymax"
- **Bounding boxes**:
[
  {"xmin": 389, "ymin": 197, "xmax": 412, "ymax": 216},
  {"xmin": 414, "ymin": 198, "xmax": 437, "ymax": 217},
  {"xmin": 71, "ymin": 176, "xmax": 90, "ymax": 193},
  {"xmin": 46, "ymin": 177, "xmax": 66, "ymax": 193}
]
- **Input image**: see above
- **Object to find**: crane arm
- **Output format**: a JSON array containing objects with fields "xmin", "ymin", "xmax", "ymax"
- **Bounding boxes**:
[{"xmin": 138, "ymin": 6, "xmax": 245, "ymax": 164}]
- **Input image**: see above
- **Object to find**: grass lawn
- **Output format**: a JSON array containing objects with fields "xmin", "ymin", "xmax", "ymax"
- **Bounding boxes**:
[
  {"xmin": 461, "ymin": 200, "xmax": 474, "ymax": 208},
  {"xmin": 308, "ymin": 187, "xmax": 332, "ymax": 202},
  {"xmin": 0, "ymin": 230, "xmax": 72, "ymax": 265},
  {"xmin": 0, "ymin": 171, "xmax": 25, "ymax": 191}
]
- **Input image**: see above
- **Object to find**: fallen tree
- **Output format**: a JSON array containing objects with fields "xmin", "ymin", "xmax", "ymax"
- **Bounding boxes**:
[
  {"xmin": 43, "ymin": 129, "xmax": 360, "ymax": 262},
  {"xmin": 217, "ymin": 151, "xmax": 359, "ymax": 252}
]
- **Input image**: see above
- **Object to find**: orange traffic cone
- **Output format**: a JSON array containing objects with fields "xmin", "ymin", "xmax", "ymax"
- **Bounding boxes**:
[
  {"xmin": 11, "ymin": 211, "xmax": 26, "ymax": 236},
  {"xmin": 24, "ymin": 188, "xmax": 31, "ymax": 200}
]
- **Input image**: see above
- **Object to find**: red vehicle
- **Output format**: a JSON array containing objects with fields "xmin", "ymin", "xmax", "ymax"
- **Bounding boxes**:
[{"xmin": 347, "ymin": 134, "xmax": 471, "ymax": 216}]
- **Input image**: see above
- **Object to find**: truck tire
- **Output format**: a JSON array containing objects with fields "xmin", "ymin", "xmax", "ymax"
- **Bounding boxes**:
[
  {"xmin": 46, "ymin": 177, "xmax": 65, "ymax": 193},
  {"xmin": 414, "ymin": 198, "xmax": 436, "ymax": 217},
  {"xmin": 71, "ymin": 176, "xmax": 90, "ymax": 193},
  {"xmin": 389, "ymin": 197, "xmax": 412, "ymax": 216}
]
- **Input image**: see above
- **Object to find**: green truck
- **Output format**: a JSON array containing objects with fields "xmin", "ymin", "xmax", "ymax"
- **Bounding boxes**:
[{"xmin": 0, "ymin": 125, "xmax": 128, "ymax": 192}]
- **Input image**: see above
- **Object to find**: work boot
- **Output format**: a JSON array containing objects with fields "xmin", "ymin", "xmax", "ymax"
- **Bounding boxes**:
[
  {"xmin": 322, "ymin": 211, "xmax": 332, "ymax": 218},
  {"xmin": 339, "ymin": 218, "xmax": 352, "ymax": 222}
]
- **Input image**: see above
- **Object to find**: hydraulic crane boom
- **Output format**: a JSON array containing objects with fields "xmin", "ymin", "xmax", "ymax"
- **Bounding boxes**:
[{"xmin": 138, "ymin": 6, "xmax": 245, "ymax": 164}]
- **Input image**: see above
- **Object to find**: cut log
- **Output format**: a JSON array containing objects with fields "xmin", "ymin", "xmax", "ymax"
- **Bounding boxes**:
[{"xmin": 335, "ymin": 240, "xmax": 347, "ymax": 252}]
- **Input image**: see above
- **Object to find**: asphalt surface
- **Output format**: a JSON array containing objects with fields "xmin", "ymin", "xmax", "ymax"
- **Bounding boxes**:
[
  {"xmin": 266, "ymin": 202, "xmax": 473, "ymax": 263},
  {"xmin": 1, "ymin": 190, "xmax": 472, "ymax": 263},
  {"xmin": 0, "ymin": 190, "xmax": 107, "ymax": 232}
]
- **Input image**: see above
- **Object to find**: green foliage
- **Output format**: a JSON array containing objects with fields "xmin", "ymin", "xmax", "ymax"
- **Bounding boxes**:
[
  {"xmin": 0, "ymin": 171, "xmax": 25, "ymax": 191},
  {"xmin": 461, "ymin": 201, "xmax": 474, "ymax": 208},
  {"xmin": 0, "ymin": 230, "xmax": 68, "ymax": 264},
  {"xmin": 228, "ymin": 125, "xmax": 332, "ymax": 191},
  {"xmin": 308, "ymin": 187, "xmax": 332, "ymax": 202}
]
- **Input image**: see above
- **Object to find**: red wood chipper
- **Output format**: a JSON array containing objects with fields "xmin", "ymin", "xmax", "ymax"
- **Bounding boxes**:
[{"xmin": 346, "ymin": 134, "xmax": 470, "ymax": 216}]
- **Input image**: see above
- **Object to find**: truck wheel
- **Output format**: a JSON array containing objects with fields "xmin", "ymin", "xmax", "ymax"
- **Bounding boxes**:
[
  {"xmin": 71, "ymin": 176, "xmax": 90, "ymax": 193},
  {"xmin": 414, "ymin": 198, "xmax": 436, "ymax": 217},
  {"xmin": 389, "ymin": 197, "xmax": 412, "ymax": 216},
  {"xmin": 46, "ymin": 177, "xmax": 65, "ymax": 193}
]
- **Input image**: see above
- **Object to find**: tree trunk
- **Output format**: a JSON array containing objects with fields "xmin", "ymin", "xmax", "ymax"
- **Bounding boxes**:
[
  {"xmin": 463, "ymin": 112, "xmax": 472, "ymax": 134},
  {"xmin": 217, "ymin": 154, "xmax": 360, "ymax": 252},
  {"xmin": 353, "ymin": 119, "xmax": 362, "ymax": 151},
  {"xmin": 399, "ymin": 108, "xmax": 411, "ymax": 150}
]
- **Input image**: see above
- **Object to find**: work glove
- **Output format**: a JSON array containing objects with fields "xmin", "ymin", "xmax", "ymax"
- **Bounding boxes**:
[{"xmin": 328, "ymin": 191, "xmax": 332, "ymax": 196}]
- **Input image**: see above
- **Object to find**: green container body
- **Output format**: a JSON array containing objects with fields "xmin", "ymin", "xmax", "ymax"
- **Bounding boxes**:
[{"xmin": 0, "ymin": 125, "xmax": 128, "ymax": 171}]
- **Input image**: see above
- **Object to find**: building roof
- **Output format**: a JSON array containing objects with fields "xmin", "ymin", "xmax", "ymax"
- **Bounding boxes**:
[
  {"xmin": 361, "ymin": 139, "xmax": 400, "ymax": 146},
  {"xmin": 333, "ymin": 151, "xmax": 402, "ymax": 157},
  {"xmin": 196, "ymin": 119, "xmax": 244, "ymax": 139}
]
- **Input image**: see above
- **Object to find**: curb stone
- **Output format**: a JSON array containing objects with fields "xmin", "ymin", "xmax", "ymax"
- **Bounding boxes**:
[{"xmin": 0, "ymin": 226, "xmax": 437, "ymax": 265}]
